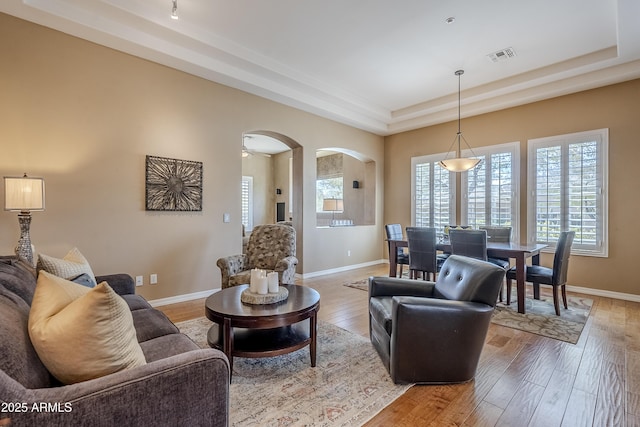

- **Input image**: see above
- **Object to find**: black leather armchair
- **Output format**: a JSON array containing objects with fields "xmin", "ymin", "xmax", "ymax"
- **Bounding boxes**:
[{"xmin": 369, "ymin": 254, "xmax": 506, "ymax": 384}]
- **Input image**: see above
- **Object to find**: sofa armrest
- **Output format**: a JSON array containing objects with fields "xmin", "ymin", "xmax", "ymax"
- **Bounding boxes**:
[
  {"xmin": 95, "ymin": 273, "xmax": 135, "ymax": 296},
  {"xmin": 369, "ymin": 276, "xmax": 436, "ymax": 298},
  {"xmin": 2, "ymin": 348, "xmax": 230, "ymax": 427}
]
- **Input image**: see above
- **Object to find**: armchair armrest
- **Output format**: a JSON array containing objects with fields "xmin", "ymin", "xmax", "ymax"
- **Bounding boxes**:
[
  {"xmin": 216, "ymin": 254, "xmax": 247, "ymax": 288},
  {"xmin": 274, "ymin": 256, "xmax": 298, "ymax": 285},
  {"xmin": 369, "ymin": 276, "xmax": 436, "ymax": 298},
  {"xmin": 274, "ymin": 255, "xmax": 298, "ymax": 272},
  {"xmin": 95, "ymin": 273, "xmax": 135, "ymax": 296},
  {"xmin": 3, "ymin": 349, "xmax": 229, "ymax": 427}
]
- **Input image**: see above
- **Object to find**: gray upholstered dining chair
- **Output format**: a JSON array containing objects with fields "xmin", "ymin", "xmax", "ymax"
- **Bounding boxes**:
[
  {"xmin": 449, "ymin": 228, "xmax": 509, "ymax": 301},
  {"xmin": 385, "ymin": 224, "xmax": 409, "ymax": 277},
  {"xmin": 405, "ymin": 227, "xmax": 446, "ymax": 281},
  {"xmin": 505, "ymin": 231, "xmax": 575, "ymax": 315},
  {"xmin": 480, "ymin": 226, "xmax": 512, "ymax": 243}
]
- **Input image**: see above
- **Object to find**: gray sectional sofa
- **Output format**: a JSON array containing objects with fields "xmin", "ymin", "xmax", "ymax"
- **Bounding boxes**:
[{"xmin": 0, "ymin": 258, "xmax": 230, "ymax": 427}]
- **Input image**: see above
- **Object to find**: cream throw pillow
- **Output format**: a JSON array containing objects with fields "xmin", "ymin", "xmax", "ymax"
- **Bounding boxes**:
[
  {"xmin": 28, "ymin": 271, "xmax": 146, "ymax": 384},
  {"xmin": 38, "ymin": 247, "xmax": 97, "ymax": 287}
]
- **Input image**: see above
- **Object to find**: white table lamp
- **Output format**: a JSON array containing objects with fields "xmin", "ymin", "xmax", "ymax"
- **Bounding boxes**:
[{"xmin": 4, "ymin": 174, "xmax": 45, "ymax": 265}]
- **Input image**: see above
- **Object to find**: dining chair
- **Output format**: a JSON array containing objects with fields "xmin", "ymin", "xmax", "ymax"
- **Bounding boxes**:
[
  {"xmin": 505, "ymin": 231, "xmax": 575, "ymax": 315},
  {"xmin": 385, "ymin": 224, "xmax": 409, "ymax": 277},
  {"xmin": 480, "ymin": 226, "xmax": 512, "ymax": 243},
  {"xmin": 405, "ymin": 227, "xmax": 446, "ymax": 281},
  {"xmin": 449, "ymin": 229, "xmax": 510, "ymax": 301},
  {"xmin": 480, "ymin": 226, "xmax": 512, "ymax": 267}
]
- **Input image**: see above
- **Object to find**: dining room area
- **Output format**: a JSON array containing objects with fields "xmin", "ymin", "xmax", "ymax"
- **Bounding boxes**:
[{"xmin": 385, "ymin": 224, "xmax": 563, "ymax": 316}]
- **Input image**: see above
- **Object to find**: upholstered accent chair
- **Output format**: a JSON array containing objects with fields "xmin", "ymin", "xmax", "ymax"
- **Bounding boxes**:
[
  {"xmin": 217, "ymin": 223, "xmax": 298, "ymax": 289},
  {"xmin": 369, "ymin": 255, "xmax": 506, "ymax": 384}
]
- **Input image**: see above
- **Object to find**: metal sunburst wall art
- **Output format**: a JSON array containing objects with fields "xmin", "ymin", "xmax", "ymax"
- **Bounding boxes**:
[{"xmin": 145, "ymin": 155, "xmax": 203, "ymax": 211}]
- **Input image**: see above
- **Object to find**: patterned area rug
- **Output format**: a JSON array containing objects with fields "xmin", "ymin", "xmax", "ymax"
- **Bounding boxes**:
[
  {"xmin": 176, "ymin": 317, "xmax": 410, "ymax": 427},
  {"xmin": 493, "ymin": 293, "xmax": 593, "ymax": 344},
  {"xmin": 343, "ymin": 280, "xmax": 592, "ymax": 344}
]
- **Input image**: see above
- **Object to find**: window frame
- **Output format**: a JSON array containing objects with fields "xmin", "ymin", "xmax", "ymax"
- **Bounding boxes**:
[
  {"xmin": 411, "ymin": 151, "xmax": 457, "ymax": 231},
  {"xmin": 527, "ymin": 128, "xmax": 609, "ymax": 257},
  {"xmin": 461, "ymin": 141, "xmax": 520, "ymax": 242}
]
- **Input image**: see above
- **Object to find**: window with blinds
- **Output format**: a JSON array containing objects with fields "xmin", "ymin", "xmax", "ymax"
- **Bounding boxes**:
[
  {"xmin": 241, "ymin": 176, "xmax": 253, "ymax": 231},
  {"xmin": 527, "ymin": 129, "xmax": 608, "ymax": 256},
  {"xmin": 411, "ymin": 153, "xmax": 456, "ymax": 231},
  {"xmin": 461, "ymin": 142, "xmax": 519, "ymax": 241}
]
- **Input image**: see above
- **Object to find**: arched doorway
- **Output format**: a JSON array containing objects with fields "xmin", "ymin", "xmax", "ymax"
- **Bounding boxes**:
[{"xmin": 241, "ymin": 130, "xmax": 304, "ymax": 272}]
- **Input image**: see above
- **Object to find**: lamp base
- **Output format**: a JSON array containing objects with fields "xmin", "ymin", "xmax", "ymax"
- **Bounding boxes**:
[{"xmin": 15, "ymin": 212, "xmax": 34, "ymax": 266}]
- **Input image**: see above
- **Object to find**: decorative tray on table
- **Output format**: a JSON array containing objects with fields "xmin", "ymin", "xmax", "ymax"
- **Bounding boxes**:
[{"xmin": 241, "ymin": 286, "xmax": 289, "ymax": 305}]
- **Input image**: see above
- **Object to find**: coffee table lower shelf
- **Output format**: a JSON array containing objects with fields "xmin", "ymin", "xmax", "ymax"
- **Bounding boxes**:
[{"xmin": 207, "ymin": 321, "xmax": 311, "ymax": 359}]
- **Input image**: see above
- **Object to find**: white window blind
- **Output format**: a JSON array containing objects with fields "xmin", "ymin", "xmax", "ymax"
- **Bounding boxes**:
[
  {"xmin": 527, "ymin": 129, "xmax": 608, "ymax": 257},
  {"xmin": 411, "ymin": 153, "xmax": 456, "ymax": 231},
  {"xmin": 462, "ymin": 142, "xmax": 519, "ymax": 241},
  {"xmin": 241, "ymin": 176, "xmax": 253, "ymax": 231}
]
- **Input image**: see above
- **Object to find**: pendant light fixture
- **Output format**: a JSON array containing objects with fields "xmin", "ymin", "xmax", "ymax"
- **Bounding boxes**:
[
  {"xmin": 171, "ymin": 0, "xmax": 179, "ymax": 20},
  {"xmin": 438, "ymin": 70, "xmax": 481, "ymax": 172}
]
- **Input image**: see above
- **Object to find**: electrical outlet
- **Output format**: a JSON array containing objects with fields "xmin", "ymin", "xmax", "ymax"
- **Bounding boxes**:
[
  {"xmin": 135, "ymin": 275, "xmax": 143, "ymax": 287},
  {"xmin": 347, "ymin": 250, "xmax": 351, "ymax": 257},
  {"xmin": 150, "ymin": 274, "xmax": 158, "ymax": 285}
]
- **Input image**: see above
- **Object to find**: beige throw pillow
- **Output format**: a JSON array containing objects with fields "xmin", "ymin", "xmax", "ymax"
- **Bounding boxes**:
[
  {"xmin": 28, "ymin": 271, "xmax": 146, "ymax": 384},
  {"xmin": 37, "ymin": 247, "xmax": 97, "ymax": 287}
]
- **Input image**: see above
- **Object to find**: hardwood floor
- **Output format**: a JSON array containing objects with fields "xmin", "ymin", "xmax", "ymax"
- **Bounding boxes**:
[{"xmin": 157, "ymin": 263, "xmax": 639, "ymax": 427}]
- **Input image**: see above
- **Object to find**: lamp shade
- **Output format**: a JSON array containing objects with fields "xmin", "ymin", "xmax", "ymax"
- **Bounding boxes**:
[
  {"xmin": 322, "ymin": 198, "xmax": 343, "ymax": 212},
  {"xmin": 439, "ymin": 157, "xmax": 481, "ymax": 173},
  {"xmin": 4, "ymin": 176, "xmax": 45, "ymax": 211}
]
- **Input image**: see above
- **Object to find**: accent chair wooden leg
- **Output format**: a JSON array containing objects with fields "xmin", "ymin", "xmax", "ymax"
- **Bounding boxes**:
[
  {"xmin": 506, "ymin": 279, "xmax": 512, "ymax": 304},
  {"xmin": 561, "ymin": 285, "xmax": 568, "ymax": 309}
]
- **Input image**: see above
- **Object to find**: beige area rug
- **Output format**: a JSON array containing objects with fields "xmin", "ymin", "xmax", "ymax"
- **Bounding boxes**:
[
  {"xmin": 343, "ymin": 280, "xmax": 593, "ymax": 344},
  {"xmin": 176, "ymin": 317, "xmax": 410, "ymax": 427}
]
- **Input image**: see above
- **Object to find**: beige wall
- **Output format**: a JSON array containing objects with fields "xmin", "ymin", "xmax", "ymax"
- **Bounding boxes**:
[
  {"xmin": 385, "ymin": 78, "xmax": 640, "ymax": 295},
  {"xmin": 242, "ymin": 153, "xmax": 275, "ymax": 228},
  {"xmin": 0, "ymin": 13, "xmax": 385, "ymax": 300}
]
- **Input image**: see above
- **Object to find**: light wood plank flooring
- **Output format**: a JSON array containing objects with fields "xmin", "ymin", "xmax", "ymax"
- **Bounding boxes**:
[{"xmin": 157, "ymin": 264, "xmax": 640, "ymax": 426}]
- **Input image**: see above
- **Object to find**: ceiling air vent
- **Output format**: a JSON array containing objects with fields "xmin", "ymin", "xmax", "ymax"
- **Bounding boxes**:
[{"xmin": 487, "ymin": 47, "xmax": 516, "ymax": 63}]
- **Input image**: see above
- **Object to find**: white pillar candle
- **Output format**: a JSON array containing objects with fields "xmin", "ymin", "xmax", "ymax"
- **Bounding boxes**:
[
  {"xmin": 267, "ymin": 272, "xmax": 279, "ymax": 293},
  {"xmin": 250, "ymin": 269, "xmax": 259, "ymax": 293},
  {"xmin": 256, "ymin": 270, "xmax": 268, "ymax": 295}
]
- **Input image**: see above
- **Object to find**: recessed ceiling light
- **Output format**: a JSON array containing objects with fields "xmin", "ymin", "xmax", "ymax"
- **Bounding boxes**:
[{"xmin": 445, "ymin": 17, "xmax": 455, "ymax": 24}]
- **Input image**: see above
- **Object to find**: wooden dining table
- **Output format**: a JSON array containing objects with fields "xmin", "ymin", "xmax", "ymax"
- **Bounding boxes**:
[{"xmin": 387, "ymin": 239, "xmax": 548, "ymax": 314}]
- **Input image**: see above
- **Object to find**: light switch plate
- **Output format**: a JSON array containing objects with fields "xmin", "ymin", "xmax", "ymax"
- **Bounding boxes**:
[{"xmin": 223, "ymin": 213, "xmax": 230, "ymax": 223}]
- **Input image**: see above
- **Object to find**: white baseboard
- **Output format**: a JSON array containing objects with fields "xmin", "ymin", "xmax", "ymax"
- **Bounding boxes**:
[
  {"xmin": 148, "ymin": 288, "xmax": 220, "ymax": 307},
  {"xmin": 147, "ymin": 268, "xmax": 640, "ymax": 307},
  {"xmin": 300, "ymin": 259, "xmax": 387, "ymax": 279},
  {"xmin": 566, "ymin": 284, "xmax": 640, "ymax": 303}
]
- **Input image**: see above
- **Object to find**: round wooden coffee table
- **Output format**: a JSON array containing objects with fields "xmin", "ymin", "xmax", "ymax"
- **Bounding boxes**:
[{"xmin": 204, "ymin": 284, "xmax": 320, "ymax": 376}]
